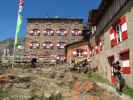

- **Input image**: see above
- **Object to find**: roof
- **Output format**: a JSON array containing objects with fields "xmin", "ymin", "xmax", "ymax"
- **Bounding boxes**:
[
  {"xmin": 27, "ymin": 17, "xmax": 83, "ymax": 23},
  {"xmin": 89, "ymin": 0, "xmax": 113, "ymax": 25},
  {"xmin": 65, "ymin": 40, "xmax": 86, "ymax": 48}
]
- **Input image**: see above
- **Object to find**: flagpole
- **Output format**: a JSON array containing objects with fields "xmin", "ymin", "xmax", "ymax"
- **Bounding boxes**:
[
  {"xmin": 12, "ymin": 0, "xmax": 24, "ymax": 68},
  {"xmin": 11, "ymin": 39, "xmax": 17, "ymax": 68},
  {"xmin": 12, "ymin": 14, "xmax": 19, "ymax": 68}
]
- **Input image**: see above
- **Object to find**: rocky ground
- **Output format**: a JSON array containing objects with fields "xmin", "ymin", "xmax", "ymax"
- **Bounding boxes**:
[{"xmin": 0, "ymin": 63, "xmax": 123, "ymax": 100}]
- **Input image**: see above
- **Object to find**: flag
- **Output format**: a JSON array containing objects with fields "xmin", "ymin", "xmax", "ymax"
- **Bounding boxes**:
[
  {"xmin": 14, "ymin": 0, "xmax": 24, "ymax": 47},
  {"xmin": 15, "ymin": 15, "xmax": 23, "ymax": 46}
]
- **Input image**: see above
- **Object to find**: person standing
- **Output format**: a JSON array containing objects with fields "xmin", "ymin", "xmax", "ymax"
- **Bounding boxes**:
[
  {"xmin": 31, "ymin": 56, "xmax": 37, "ymax": 68},
  {"xmin": 113, "ymin": 61, "xmax": 125, "ymax": 95}
]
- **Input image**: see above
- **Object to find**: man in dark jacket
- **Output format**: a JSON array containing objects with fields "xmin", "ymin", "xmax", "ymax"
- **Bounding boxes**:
[
  {"xmin": 113, "ymin": 61, "xmax": 125, "ymax": 95},
  {"xmin": 31, "ymin": 57, "xmax": 37, "ymax": 68}
]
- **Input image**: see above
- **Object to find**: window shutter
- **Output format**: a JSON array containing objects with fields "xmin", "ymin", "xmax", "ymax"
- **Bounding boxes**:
[
  {"xmin": 120, "ymin": 50, "xmax": 131, "ymax": 74},
  {"xmin": 110, "ymin": 28, "xmax": 118, "ymax": 47},
  {"xmin": 121, "ymin": 60, "xmax": 131, "ymax": 74}
]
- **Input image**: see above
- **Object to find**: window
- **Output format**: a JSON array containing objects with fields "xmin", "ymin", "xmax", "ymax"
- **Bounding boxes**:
[
  {"xmin": 73, "ymin": 49, "xmax": 88, "ymax": 57},
  {"xmin": 43, "ymin": 41, "xmax": 54, "ymax": 49},
  {"xmin": 95, "ymin": 46, "xmax": 99, "ymax": 54},
  {"xmin": 115, "ymin": 24, "xmax": 122, "ymax": 42},
  {"xmin": 95, "ymin": 39, "xmax": 100, "ymax": 54},
  {"xmin": 72, "ymin": 51, "xmax": 77, "ymax": 56},
  {"xmin": 83, "ymin": 51, "xmax": 88, "ymax": 57},
  {"xmin": 95, "ymin": 37, "xmax": 103, "ymax": 54},
  {"xmin": 118, "ymin": 16, "xmax": 128, "ymax": 40},
  {"xmin": 108, "ymin": 55, "xmax": 115, "ymax": 66},
  {"xmin": 88, "ymin": 45, "xmax": 93, "ymax": 57},
  {"xmin": 29, "ymin": 42, "xmax": 40, "ymax": 49},
  {"xmin": 91, "ymin": 26, "xmax": 96, "ymax": 35},
  {"xmin": 56, "ymin": 55, "xmax": 66, "ymax": 63},
  {"xmin": 57, "ymin": 42, "xmax": 66, "ymax": 49},
  {"xmin": 72, "ymin": 29, "xmax": 82, "ymax": 36},
  {"xmin": 76, "ymin": 49, "xmax": 83, "ymax": 57},
  {"xmin": 109, "ymin": 16, "xmax": 128, "ymax": 48},
  {"xmin": 43, "ymin": 29, "xmax": 54, "ymax": 36},
  {"xmin": 29, "ymin": 29, "xmax": 40, "ymax": 36},
  {"xmin": 56, "ymin": 55, "xmax": 65, "ymax": 60},
  {"xmin": 119, "ymin": 50, "xmax": 131, "ymax": 74},
  {"xmin": 56, "ymin": 29, "xmax": 67, "ymax": 36},
  {"xmin": 109, "ymin": 27, "xmax": 118, "ymax": 47}
]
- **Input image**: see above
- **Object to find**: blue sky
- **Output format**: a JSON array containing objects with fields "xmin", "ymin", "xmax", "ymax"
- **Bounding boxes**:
[{"xmin": 0, "ymin": 0, "xmax": 100, "ymax": 41}]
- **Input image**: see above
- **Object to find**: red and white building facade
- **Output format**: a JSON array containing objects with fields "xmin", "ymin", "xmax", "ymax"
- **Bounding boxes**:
[
  {"xmin": 25, "ymin": 18, "xmax": 83, "ymax": 62},
  {"xmin": 88, "ymin": 0, "xmax": 133, "ymax": 88}
]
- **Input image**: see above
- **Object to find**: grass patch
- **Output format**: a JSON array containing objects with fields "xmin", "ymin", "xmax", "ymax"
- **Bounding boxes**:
[
  {"xmin": 87, "ymin": 72, "xmax": 109, "ymax": 84},
  {"xmin": 87, "ymin": 72, "xmax": 133, "ymax": 98},
  {"xmin": 123, "ymin": 86, "xmax": 133, "ymax": 98},
  {"xmin": 0, "ymin": 89, "xmax": 8, "ymax": 99}
]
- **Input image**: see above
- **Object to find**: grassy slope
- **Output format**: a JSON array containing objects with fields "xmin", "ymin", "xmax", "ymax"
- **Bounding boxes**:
[{"xmin": 87, "ymin": 72, "xmax": 133, "ymax": 98}]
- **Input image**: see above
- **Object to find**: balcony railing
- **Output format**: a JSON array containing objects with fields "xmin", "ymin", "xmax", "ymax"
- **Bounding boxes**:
[{"xmin": 96, "ymin": 0, "xmax": 129, "ymax": 36}]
